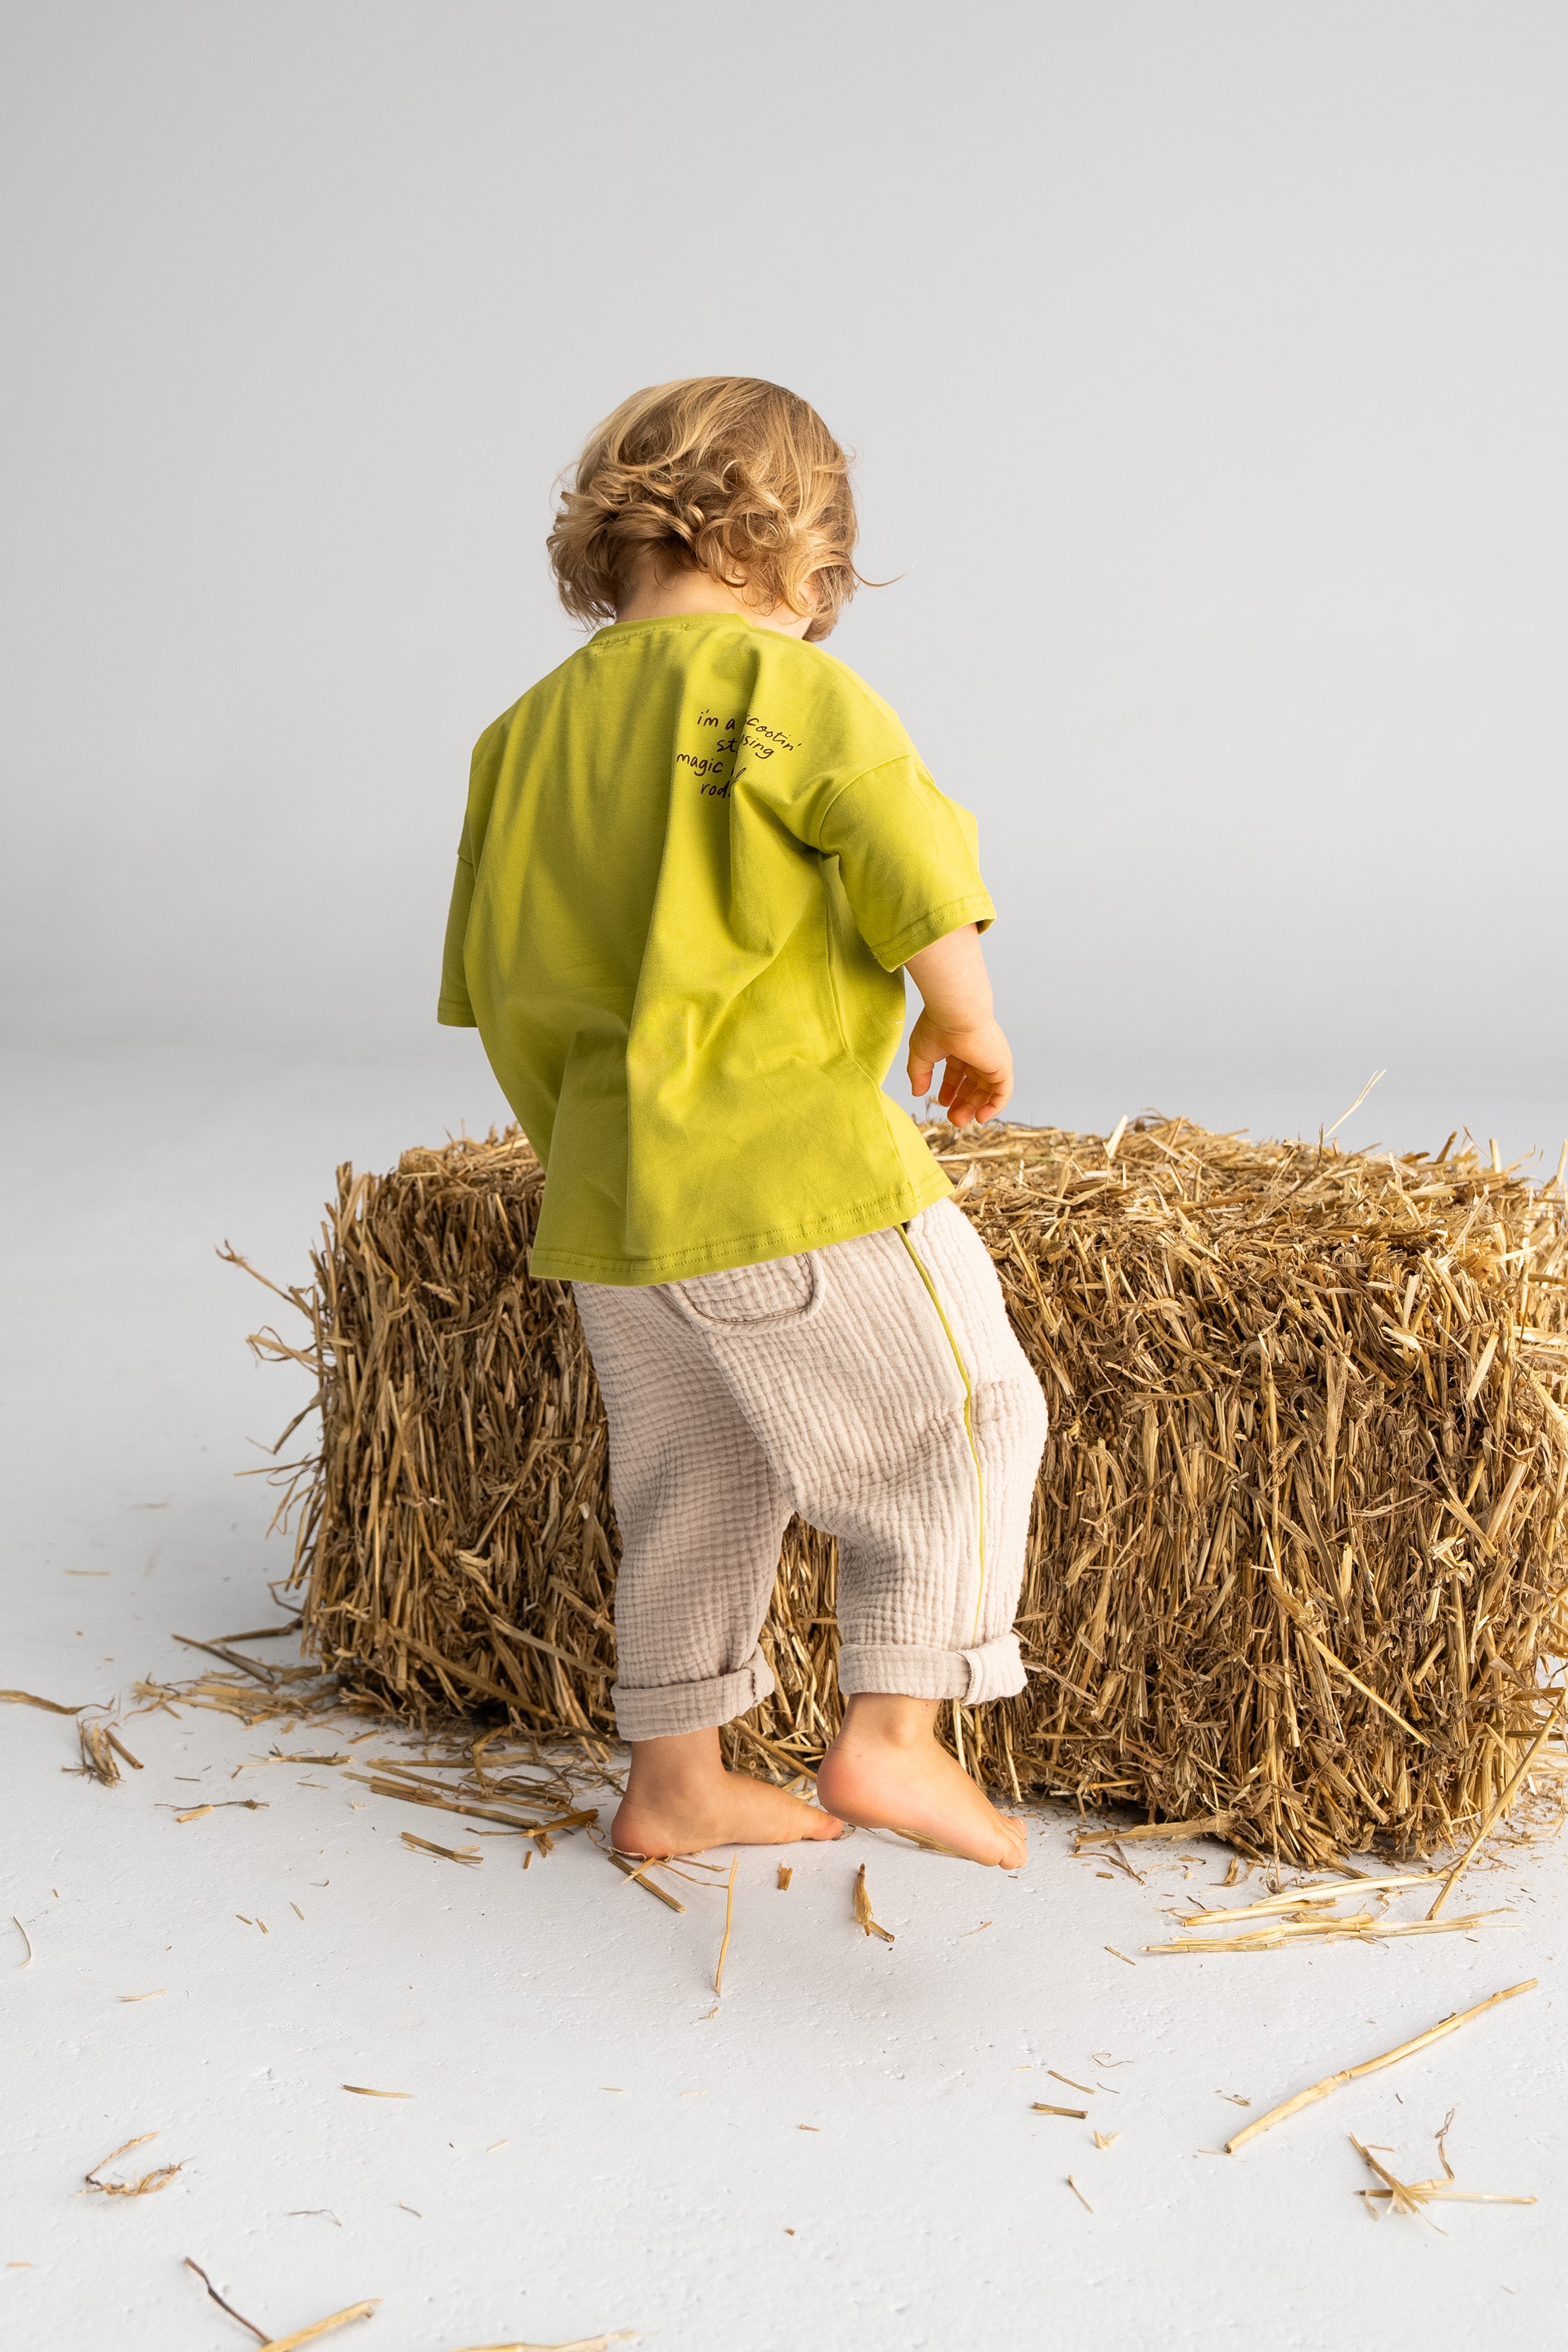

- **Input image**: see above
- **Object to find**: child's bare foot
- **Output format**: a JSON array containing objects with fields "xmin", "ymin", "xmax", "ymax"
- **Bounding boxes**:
[
  {"xmin": 613, "ymin": 1727, "xmax": 845, "ymax": 1857},
  {"xmin": 816, "ymin": 1694, "xmax": 1026, "ymax": 1868}
]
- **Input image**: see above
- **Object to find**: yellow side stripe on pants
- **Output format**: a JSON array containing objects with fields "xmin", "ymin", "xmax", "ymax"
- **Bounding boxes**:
[{"xmin": 898, "ymin": 1223, "xmax": 987, "ymax": 1645}]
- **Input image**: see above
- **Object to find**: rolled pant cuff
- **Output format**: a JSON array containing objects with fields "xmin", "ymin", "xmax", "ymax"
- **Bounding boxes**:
[
  {"xmin": 837, "ymin": 1633, "xmax": 1026, "ymax": 1705},
  {"xmin": 611, "ymin": 1649, "xmax": 777, "ymax": 1741}
]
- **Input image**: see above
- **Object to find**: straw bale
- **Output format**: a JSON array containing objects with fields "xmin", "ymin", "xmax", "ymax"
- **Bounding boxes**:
[{"xmin": 250, "ymin": 1117, "xmax": 1568, "ymax": 1862}]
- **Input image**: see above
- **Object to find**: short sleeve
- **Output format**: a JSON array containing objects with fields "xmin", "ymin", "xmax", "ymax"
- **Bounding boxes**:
[
  {"xmin": 815, "ymin": 756, "xmax": 994, "ymax": 971},
  {"xmin": 437, "ymin": 827, "xmax": 479, "ymax": 1026}
]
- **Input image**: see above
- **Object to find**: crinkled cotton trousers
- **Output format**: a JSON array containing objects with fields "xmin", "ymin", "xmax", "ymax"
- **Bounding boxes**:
[{"xmin": 572, "ymin": 1198, "xmax": 1049, "ymax": 1741}]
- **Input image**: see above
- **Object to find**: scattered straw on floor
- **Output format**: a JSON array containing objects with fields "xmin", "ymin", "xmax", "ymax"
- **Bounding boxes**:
[
  {"xmin": 2, "ymin": 1688, "xmax": 86, "ymax": 1716},
  {"xmin": 600, "ymin": 1847, "xmax": 686, "ymax": 1912},
  {"xmin": 256, "ymin": 2300, "xmax": 379, "ymax": 2351},
  {"xmin": 440, "ymin": 2337, "xmax": 635, "ymax": 2351},
  {"xmin": 1175, "ymin": 1868, "xmax": 1440, "ymax": 1925},
  {"xmin": 169, "ymin": 1799, "xmax": 269, "ymax": 1821},
  {"xmin": 1350, "ymin": 2129, "xmax": 1534, "ymax": 2224},
  {"xmin": 402, "ymin": 1829, "xmax": 481, "ymax": 1866},
  {"xmin": 1143, "ymin": 1907, "xmax": 1511, "ymax": 1954},
  {"xmin": 1225, "ymin": 1978, "xmax": 1536, "ymax": 2153},
  {"xmin": 852, "ymin": 1862, "xmax": 894, "ymax": 1943},
  {"xmin": 231, "ymin": 1115, "xmax": 1568, "ymax": 1865},
  {"xmin": 74, "ymin": 1720, "xmax": 123, "ymax": 1785},
  {"xmin": 80, "ymin": 2132, "xmax": 181, "ymax": 2198},
  {"xmin": 184, "ymin": 2256, "xmax": 268, "ymax": 2343},
  {"xmin": 713, "ymin": 1853, "xmax": 738, "ymax": 1994}
]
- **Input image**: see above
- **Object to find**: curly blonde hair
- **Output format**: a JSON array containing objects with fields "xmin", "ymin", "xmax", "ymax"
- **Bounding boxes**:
[{"xmin": 547, "ymin": 377, "xmax": 861, "ymax": 642}]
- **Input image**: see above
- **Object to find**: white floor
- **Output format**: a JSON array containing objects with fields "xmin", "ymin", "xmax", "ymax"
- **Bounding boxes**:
[{"xmin": 4, "ymin": 1044, "xmax": 1566, "ymax": 2352}]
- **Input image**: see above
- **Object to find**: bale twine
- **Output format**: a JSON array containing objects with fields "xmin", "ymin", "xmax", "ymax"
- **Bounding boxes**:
[{"xmin": 248, "ymin": 1118, "xmax": 1568, "ymax": 1862}]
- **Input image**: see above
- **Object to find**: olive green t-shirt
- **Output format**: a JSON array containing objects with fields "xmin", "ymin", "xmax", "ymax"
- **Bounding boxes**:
[{"xmin": 437, "ymin": 612, "xmax": 994, "ymax": 1284}]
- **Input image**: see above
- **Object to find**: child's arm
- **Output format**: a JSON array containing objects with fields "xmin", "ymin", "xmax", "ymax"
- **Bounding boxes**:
[{"xmin": 904, "ymin": 924, "xmax": 1014, "ymax": 1130}]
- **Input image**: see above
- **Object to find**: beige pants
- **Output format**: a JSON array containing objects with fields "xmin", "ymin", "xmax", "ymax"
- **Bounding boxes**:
[{"xmin": 573, "ymin": 1199, "xmax": 1049, "ymax": 1741}]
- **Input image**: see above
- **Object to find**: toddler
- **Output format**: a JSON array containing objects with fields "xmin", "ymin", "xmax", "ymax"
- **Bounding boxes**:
[{"xmin": 439, "ymin": 378, "xmax": 1047, "ymax": 1866}]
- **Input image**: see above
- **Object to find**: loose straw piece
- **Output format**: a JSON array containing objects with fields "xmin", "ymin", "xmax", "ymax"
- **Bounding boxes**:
[
  {"xmin": 342, "ymin": 2085, "xmax": 411, "ymax": 2098},
  {"xmin": 853, "ymin": 1863, "xmax": 894, "ymax": 1944},
  {"xmin": 1147, "ymin": 1900, "xmax": 1514, "ymax": 1957},
  {"xmin": 257, "ymin": 2301, "xmax": 379, "ymax": 2351},
  {"xmin": 400, "ymin": 1829, "xmax": 481, "ymax": 1866},
  {"xmin": 184, "ymin": 2257, "xmax": 268, "ymax": 2344},
  {"xmin": 1031, "ymin": 2103, "xmax": 1088, "ymax": 2119},
  {"xmin": 1176, "ymin": 1891, "xmax": 1351, "ymax": 1929},
  {"xmin": 603, "ymin": 1849, "xmax": 686, "ymax": 1913},
  {"xmin": 81, "ymin": 2133, "xmax": 181, "ymax": 2198},
  {"xmin": 1428, "ymin": 1687, "xmax": 1568, "ymax": 1919},
  {"xmin": 1348, "ymin": 2135, "xmax": 1535, "ymax": 2220},
  {"xmin": 1225, "ymin": 1979, "xmax": 1536, "ymax": 2153},
  {"xmin": 76, "ymin": 1720, "xmax": 122, "ymax": 1785},
  {"xmin": 1359, "ymin": 2184, "xmax": 1535, "ymax": 2209},
  {"xmin": 11, "ymin": 1915, "xmax": 32, "ymax": 1966},
  {"xmin": 168, "ymin": 1800, "xmax": 270, "ymax": 1821},
  {"xmin": 1144, "ymin": 1909, "xmax": 1509, "ymax": 1955},
  {"xmin": 1227, "ymin": 1870, "xmax": 1463, "ymax": 1908},
  {"xmin": 442, "ymin": 2336, "xmax": 634, "ymax": 2351},
  {"xmin": 614, "ymin": 1855, "xmax": 659, "ymax": 1892},
  {"xmin": 1074, "ymin": 1813, "xmax": 1235, "ymax": 1849},
  {"xmin": 347, "ymin": 1771, "xmax": 595, "ymax": 1837},
  {"xmin": 713, "ymin": 1853, "xmax": 738, "ymax": 1996},
  {"xmin": 0, "ymin": 1688, "xmax": 86, "ymax": 1715},
  {"xmin": 1350, "ymin": 2137, "xmax": 1433, "ymax": 2226}
]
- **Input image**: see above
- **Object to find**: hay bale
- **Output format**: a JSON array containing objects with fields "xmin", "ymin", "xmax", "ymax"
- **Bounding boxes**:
[{"xmin": 253, "ymin": 1118, "xmax": 1568, "ymax": 1861}]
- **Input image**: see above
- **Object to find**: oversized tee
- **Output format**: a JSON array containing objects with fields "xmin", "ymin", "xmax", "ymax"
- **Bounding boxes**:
[{"xmin": 437, "ymin": 612, "xmax": 994, "ymax": 1284}]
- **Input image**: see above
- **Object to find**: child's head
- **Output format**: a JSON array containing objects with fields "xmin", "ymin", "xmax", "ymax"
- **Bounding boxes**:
[{"xmin": 547, "ymin": 377, "xmax": 859, "ymax": 642}]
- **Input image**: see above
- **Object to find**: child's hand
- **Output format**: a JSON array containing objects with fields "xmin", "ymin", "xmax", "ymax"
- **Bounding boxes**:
[
  {"xmin": 904, "ymin": 923, "xmax": 1013, "ymax": 1128},
  {"xmin": 907, "ymin": 1009, "xmax": 1014, "ymax": 1128}
]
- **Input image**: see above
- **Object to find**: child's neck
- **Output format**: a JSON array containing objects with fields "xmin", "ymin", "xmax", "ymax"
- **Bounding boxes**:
[{"xmin": 615, "ymin": 555, "xmax": 812, "ymax": 639}]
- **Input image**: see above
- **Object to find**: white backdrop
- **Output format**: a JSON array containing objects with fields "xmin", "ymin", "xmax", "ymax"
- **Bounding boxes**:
[{"xmin": 4, "ymin": 1, "xmax": 1566, "ymax": 1153}]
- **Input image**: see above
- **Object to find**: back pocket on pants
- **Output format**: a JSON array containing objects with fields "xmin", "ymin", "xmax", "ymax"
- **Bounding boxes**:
[{"xmin": 670, "ymin": 1252, "xmax": 822, "ymax": 1329}]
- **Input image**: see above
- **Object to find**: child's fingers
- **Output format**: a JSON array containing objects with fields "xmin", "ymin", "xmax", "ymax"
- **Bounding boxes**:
[
  {"xmin": 918, "ymin": 1043, "xmax": 1012, "ymax": 1124},
  {"xmin": 977, "ymin": 1069, "xmax": 1012, "ymax": 1120},
  {"xmin": 950, "ymin": 1058, "xmax": 1007, "ymax": 1110},
  {"xmin": 946, "ymin": 1065, "xmax": 990, "ymax": 1127}
]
